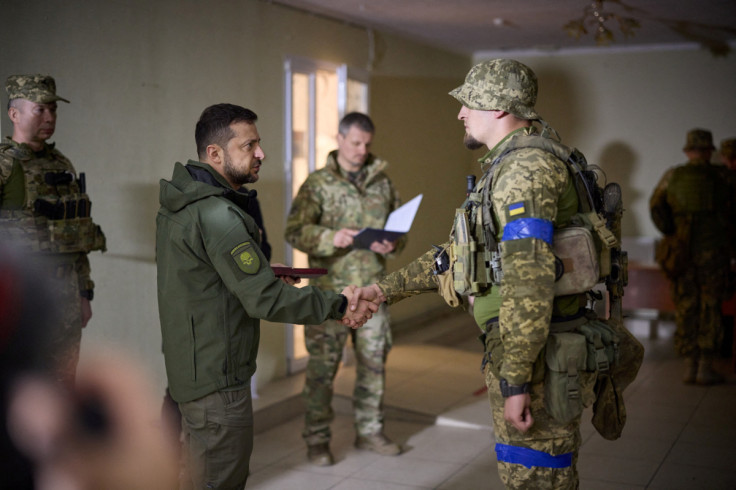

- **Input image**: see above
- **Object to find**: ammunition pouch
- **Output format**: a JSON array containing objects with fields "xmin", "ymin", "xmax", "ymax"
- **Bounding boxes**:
[
  {"xmin": 0, "ymin": 211, "xmax": 106, "ymax": 253},
  {"xmin": 543, "ymin": 314, "xmax": 617, "ymax": 424},
  {"xmin": 544, "ymin": 329, "xmax": 597, "ymax": 424},
  {"xmin": 451, "ymin": 207, "xmax": 476, "ymax": 296}
]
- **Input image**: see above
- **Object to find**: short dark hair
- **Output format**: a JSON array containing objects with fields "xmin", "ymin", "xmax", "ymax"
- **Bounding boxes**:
[
  {"xmin": 338, "ymin": 112, "xmax": 374, "ymax": 136},
  {"xmin": 195, "ymin": 104, "xmax": 258, "ymax": 159}
]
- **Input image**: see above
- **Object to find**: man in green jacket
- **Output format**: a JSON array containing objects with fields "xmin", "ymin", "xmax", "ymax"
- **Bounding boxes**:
[{"xmin": 156, "ymin": 103, "xmax": 378, "ymax": 490}]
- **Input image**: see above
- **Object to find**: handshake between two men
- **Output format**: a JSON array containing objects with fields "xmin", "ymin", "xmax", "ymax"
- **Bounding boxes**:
[{"xmin": 341, "ymin": 283, "xmax": 387, "ymax": 329}]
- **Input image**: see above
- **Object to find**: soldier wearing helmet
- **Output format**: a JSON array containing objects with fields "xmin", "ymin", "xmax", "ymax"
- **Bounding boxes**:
[
  {"xmin": 720, "ymin": 137, "xmax": 736, "ymax": 171},
  {"xmin": 650, "ymin": 129, "xmax": 736, "ymax": 385},
  {"xmin": 1, "ymin": 74, "xmax": 106, "ymax": 385},
  {"xmin": 351, "ymin": 59, "xmax": 610, "ymax": 489}
]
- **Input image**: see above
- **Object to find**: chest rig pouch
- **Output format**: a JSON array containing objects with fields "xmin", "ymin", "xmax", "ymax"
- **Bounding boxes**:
[
  {"xmin": 437, "ymin": 133, "xmax": 619, "ymax": 309},
  {"xmin": 0, "ymin": 145, "xmax": 106, "ymax": 254}
]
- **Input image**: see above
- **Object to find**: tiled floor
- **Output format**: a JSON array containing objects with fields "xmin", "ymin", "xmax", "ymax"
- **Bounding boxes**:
[{"xmin": 249, "ymin": 312, "xmax": 736, "ymax": 489}]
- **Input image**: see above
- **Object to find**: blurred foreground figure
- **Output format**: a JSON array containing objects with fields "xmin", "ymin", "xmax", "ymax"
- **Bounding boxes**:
[{"xmin": 1, "ymin": 243, "xmax": 178, "ymax": 490}]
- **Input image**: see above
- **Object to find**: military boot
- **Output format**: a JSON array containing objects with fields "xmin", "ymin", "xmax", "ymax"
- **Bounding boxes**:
[
  {"xmin": 696, "ymin": 358, "xmax": 724, "ymax": 385},
  {"xmin": 307, "ymin": 443, "xmax": 334, "ymax": 466},
  {"xmin": 683, "ymin": 357, "xmax": 698, "ymax": 384},
  {"xmin": 355, "ymin": 432, "xmax": 401, "ymax": 456}
]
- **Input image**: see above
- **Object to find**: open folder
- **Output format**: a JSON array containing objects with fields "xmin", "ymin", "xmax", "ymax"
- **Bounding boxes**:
[{"xmin": 353, "ymin": 194, "xmax": 423, "ymax": 250}]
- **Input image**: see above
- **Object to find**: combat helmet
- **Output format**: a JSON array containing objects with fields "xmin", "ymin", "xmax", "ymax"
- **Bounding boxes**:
[
  {"xmin": 683, "ymin": 128, "xmax": 715, "ymax": 151},
  {"xmin": 449, "ymin": 59, "xmax": 539, "ymax": 120}
]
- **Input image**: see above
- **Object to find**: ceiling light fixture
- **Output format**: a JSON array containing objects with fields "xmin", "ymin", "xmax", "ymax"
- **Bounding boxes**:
[{"xmin": 564, "ymin": 0, "xmax": 640, "ymax": 46}]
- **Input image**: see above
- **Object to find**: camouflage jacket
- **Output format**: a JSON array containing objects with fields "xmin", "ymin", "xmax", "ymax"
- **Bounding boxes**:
[
  {"xmin": 650, "ymin": 157, "xmax": 736, "ymax": 256},
  {"xmin": 0, "ymin": 137, "xmax": 97, "ymax": 292},
  {"xmin": 285, "ymin": 150, "xmax": 405, "ymax": 290},
  {"xmin": 378, "ymin": 127, "xmax": 576, "ymax": 385}
]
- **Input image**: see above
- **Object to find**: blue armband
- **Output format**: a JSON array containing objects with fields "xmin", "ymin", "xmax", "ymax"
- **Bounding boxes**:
[
  {"xmin": 501, "ymin": 217, "xmax": 553, "ymax": 245},
  {"xmin": 495, "ymin": 443, "xmax": 573, "ymax": 469}
]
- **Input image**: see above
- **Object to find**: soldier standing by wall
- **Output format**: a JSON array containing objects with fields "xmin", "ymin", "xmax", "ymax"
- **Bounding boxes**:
[
  {"xmin": 285, "ymin": 112, "xmax": 405, "ymax": 465},
  {"xmin": 0, "ymin": 75, "xmax": 106, "ymax": 384},
  {"xmin": 651, "ymin": 129, "xmax": 736, "ymax": 384}
]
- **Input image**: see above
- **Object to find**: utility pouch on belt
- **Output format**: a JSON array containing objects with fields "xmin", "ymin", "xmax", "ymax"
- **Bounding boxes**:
[
  {"xmin": 544, "ymin": 331, "xmax": 596, "ymax": 424},
  {"xmin": 544, "ymin": 315, "xmax": 618, "ymax": 426}
]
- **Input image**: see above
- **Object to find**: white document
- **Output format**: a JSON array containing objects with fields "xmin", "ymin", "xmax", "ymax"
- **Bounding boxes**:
[{"xmin": 353, "ymin": 194, "xmax": 423, "ymax": 249}]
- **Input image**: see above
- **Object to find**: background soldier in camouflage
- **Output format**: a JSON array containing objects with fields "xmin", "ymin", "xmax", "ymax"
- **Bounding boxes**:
[
  {"xmin": 285, "ymin": 112, "xmax": 405, "ymax": 465},
  {"xmin": 720, "ymin": 137, "xmax": 736, "ymax": 171},
  {"xmin": 650, "ymin": 129, "xmax": 736, "ymax": 384},
  {"xmin": 1, "ymin": 74, "xmax": 106, "ymax": 384},
  {"xmin": 351, "ymin": 59, "xmax": 599, "ymax": 489}
]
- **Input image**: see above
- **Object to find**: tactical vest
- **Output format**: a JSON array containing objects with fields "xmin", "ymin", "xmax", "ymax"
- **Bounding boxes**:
[
  {"xmin": 444, "ymin": 133, "xmax": 618, "ymax": 304},
  {"xmin": 0, "ymin": 142, "xmax": 106, "ymax": 254},
  {"xmin": 667, "ymin": 163, "xmax": 732, "ymax": 252}
]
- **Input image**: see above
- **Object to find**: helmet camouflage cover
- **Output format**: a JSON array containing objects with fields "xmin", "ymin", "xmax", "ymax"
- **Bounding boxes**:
[
  {"xmin": 683, "ymin": 128, "xmax": 715, "ymax": 151},
  {"xmin": 449, "ymin": 59, "xmax": 539, "ymax": 120}
]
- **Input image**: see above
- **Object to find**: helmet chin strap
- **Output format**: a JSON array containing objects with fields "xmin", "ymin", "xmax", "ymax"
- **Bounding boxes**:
[{"xmin": 538, "ymin": 118, "xmax": 562, "ymax": 142}]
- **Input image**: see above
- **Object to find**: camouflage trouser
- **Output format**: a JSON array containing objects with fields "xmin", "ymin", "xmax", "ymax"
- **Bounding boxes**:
[
  {"xmin": 485, "ymin": 364, "xmax": 581, "ymax": 490},
  {"xmin": 302, "ymin": 304, "xmax": 391, "ymax": 445},
  {"xmin": 671, "ymin": 257, "xmax": 728, "ymax": 358},
  {"xmin": 178, "ymin": 385, "xmax": 253, "ymax": 490},
  {"xmin": 49, "ymin": 264, "xmax": 83, "ymax": 385}
]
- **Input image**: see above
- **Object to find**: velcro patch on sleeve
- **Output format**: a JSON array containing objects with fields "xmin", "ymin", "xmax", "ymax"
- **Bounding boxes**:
[
  {"xmin": 230, "ymin": 241, "xmax": 260, "ymax": 274},
  {"xmin": 505, "ymin": 201, "xmax": 529, "ymax": 220}
]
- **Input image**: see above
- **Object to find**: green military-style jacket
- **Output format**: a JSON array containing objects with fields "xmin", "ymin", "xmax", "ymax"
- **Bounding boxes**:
[
  {"xmin": 285, "ymin": 150, "xmax": 405, "ymax": 290},
  {"xmin": 157, "ymin": 160, "xmax": 348, "ymax": 403}
]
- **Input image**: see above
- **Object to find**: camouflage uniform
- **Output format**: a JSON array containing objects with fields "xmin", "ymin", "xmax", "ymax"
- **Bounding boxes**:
[
  {"xmin": 285, "ymin": 150, "xmax": 404, "ymax": 445},
  {"xmin": 1, "ymin": 75, "xmax": 105, "ymax": 383},
  {"xmin": 377, "ymin": 59, "xmax": 588, "ymax": 489},
  {"xmin": 650, "ymin": 129, "xmax": 736, "ymax": 364},
  {"xmin": 721, "ymin": 138, "xmax": 736, "ymax": 170}
]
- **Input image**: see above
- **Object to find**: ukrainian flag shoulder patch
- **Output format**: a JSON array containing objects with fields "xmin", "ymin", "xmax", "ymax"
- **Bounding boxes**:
[
  {"xmin": 230, "ymin": 241, "xmax": 260, "ymax": 274},
  {"xmin": 508, "ymin": 201, "xmax": 526, "ymax": 217}
]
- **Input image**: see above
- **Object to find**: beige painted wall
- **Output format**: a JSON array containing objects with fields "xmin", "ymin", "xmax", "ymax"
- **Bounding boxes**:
[{"xmin": 0, "ymin": 0, "xmax": 470, "ymax": 392}]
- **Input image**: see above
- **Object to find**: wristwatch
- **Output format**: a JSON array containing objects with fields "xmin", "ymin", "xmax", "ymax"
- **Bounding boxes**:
[{"xmin": 499, "ymin": 378, "xmax": 529, "ymax": 398}]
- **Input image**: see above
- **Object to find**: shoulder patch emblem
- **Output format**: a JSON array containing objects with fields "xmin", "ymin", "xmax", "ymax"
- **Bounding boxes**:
[
  {"xmin": 230, "ymin": 241, "xmax": 260, "ymax": 274},
  {"xmin": 507, "ymin": 201, "xmax": 527, "ymax": 217}
]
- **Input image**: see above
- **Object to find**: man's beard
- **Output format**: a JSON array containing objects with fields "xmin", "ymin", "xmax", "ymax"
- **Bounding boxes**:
[
  {"xmin": 463, "ymin": 133, "xmax": 484, "ymax": 150},
  {"xmin": 223, "ymin": 151, "xmax": 258, "ymax": 187}
]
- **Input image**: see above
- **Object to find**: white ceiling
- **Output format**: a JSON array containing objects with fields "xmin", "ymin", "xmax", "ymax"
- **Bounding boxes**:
[{"xmin": 268, "ymin": 0, "xmax": 736, "ymax": 56}]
